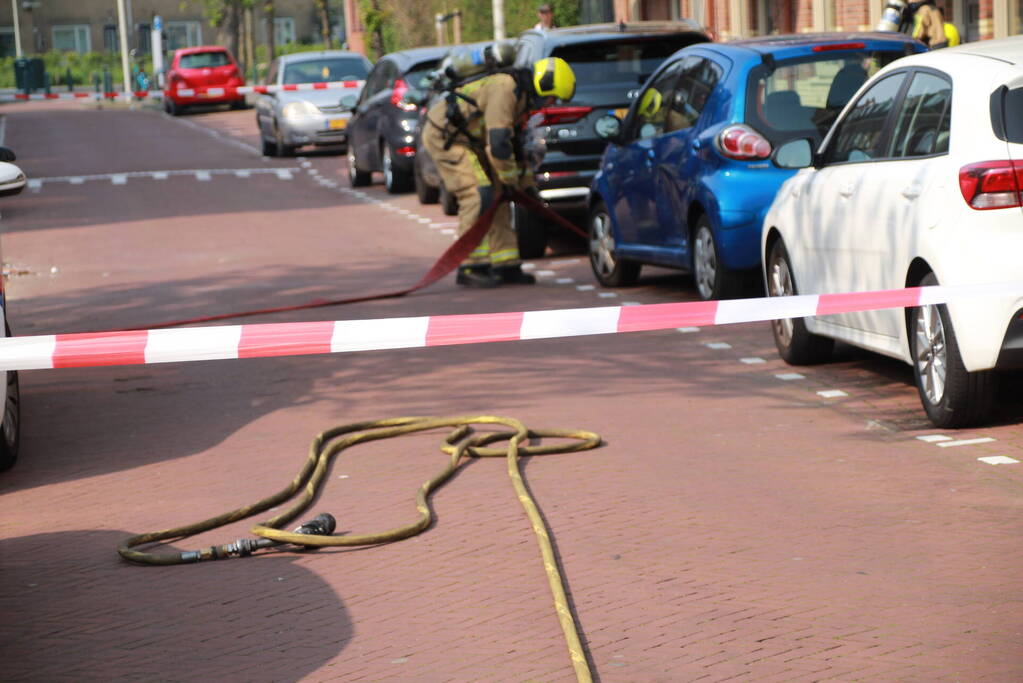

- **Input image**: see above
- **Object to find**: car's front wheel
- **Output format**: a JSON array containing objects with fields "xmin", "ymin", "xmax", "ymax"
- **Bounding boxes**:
[
  {"xmin": 275, "ymin": 126, "xmax": 295, "ymax": 157},
  {"xmin": 347, "ymin": 148, "xmax": 371, "ymax": 187},
  {"xmin": 911, "ymin": 272, "xmax": 996, "ymax": 428},
  {"xmin": 588, "ymin": 201, "xmax": 639, "ymax": 286},
  {"xmin": 164, "ymin": 98, "xmax": 180, "ymax": 116},
  {"xmin": 382, "ymin": 142, "xmax": 412, "ymax": 194},
  {"xmin": 261, "ymin": 136, "xmax": 278, "ymax": 157},
  {"xmin": 766, "ymin": 238, "xmax": 834, "ymax": 365}
]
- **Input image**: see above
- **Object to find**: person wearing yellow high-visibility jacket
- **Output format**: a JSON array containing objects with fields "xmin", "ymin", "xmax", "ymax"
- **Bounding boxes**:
[{"xmin": 422, "ymin": 57, "xmax": 576, "ymax": 287}]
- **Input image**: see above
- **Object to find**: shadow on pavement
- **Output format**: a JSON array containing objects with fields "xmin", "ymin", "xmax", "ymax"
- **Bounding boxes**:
[{"xmin": 0, "ymin": 529, "xmax": 351, "ymax": 682}]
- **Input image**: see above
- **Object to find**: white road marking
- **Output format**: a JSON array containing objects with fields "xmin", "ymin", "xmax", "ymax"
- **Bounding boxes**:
[
  {"xmin": 576, "ymin": 284, "xmax": 595, "ymax": 291},
  {"xmin": 418, "ymin": 218, "xmax": 431, "ymax": 224},
  {"xmin": 153, "ymin": 172, "xmax": 169, "ymax": 180},
  {"xmin": 441, "ymin": 229, "xmax": 456, "ymax": 235},
  {"xmin": 675, "ymin": 327, "xmax": 700, "ymax": 333},
  {"xmin": 275, "ymin": 169, "xmax": 293, "ymax": 180},
  {"xmin": 775, "ymin": 372, "xmax": 805, "ymax": 381},
  {"xmin": 817, "ymin": 389, "xmax": 848, "ymax": 398},
  {"xmin": 195, "ymin": 171, "xmax": 212, "ymax": 181},
  {"xmin": 535, "ymin": 270, "xmax": 556, "ymax": 277},
  {"xmin": 916, "ymin": 434, "xmax": 952, "ymax": 443},
  {"xmin": 111, "ymin": 175, "xmax": 127, "ymax": 185},
  {"xmin": 705, "ymin": 342, "xmax": 732, "ymax": 350},
  {"xmin": 597, "ymin": 292, "xmax": 618, "ymax": 298},
  {"xmin": 549, "ymin": 259, "xmax": 582, "ymax": 266},
  {"xmin": 621, "ymin": 301, "xmax": 641, "ymax": 306},
  {"xmin": 234, "ymin": 170, "xmax": 251, "ymax": 178},
  {"xmin": 741, "ymin": 357, "xmax": 766, "ymax": 364},
  {"xmin": 69, "ymin": 177, "xmax": 84, "ymax": 184},
  {"xmin": 936, "ymin": 438, "xmax": 996, "ymax": 448},
  {"xmin": 555, "ymin": 277, "xmax": 574, "ymax": 284},
  {"xmin": 978, "ymin": 456, "xmax": 1018, "ymax": 465}
]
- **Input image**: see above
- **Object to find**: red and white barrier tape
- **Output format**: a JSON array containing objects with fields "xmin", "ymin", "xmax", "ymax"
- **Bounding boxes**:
[
  {"xmin": 0, "ymin": 282, "xmax": 1018, "ymax": 372},
  {"xmin": 4, "ymin": 80, "xmax": 364, "ymax": 102}
]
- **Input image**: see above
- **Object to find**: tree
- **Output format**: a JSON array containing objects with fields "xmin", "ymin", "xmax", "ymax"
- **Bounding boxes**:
[{"xmin": 314, "ymin": 0, "xmax": 333, "ymax": 48}]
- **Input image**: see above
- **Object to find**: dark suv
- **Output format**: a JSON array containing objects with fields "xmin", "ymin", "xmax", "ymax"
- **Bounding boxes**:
[
  {"xmin": 347, "ymin": 46, "xmax": 451, "ymax": 193},
  {"xmin": 512, "ymin": 22, "xmax": 710, "ymax": 257}
]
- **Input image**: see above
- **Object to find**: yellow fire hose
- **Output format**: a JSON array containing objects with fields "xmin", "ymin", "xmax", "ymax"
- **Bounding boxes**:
[{"xmin": 118, "ymin": 416, "xmax": 601, "ymax": 683}]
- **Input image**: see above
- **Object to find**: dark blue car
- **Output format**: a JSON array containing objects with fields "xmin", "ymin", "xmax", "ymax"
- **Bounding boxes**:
[{"xmin": 588, "ymin": 32, "xmax": 927, "ymax": 300}]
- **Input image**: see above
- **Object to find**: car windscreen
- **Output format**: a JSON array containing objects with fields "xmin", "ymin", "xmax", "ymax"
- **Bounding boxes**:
[
  {"xmin": 745, "ymin": 50, "xmax": 908, "ymax": 142},
  {"xmin": 551, "ymin": 36, "xmax": 701, "ymax": 87},
  {"xmin": 282, "ymin": 58, "xmax": 370, "ymax": 85},
  {"xmin": 179, "ymin": 52, "xmax": 231, "ymax": 69}
]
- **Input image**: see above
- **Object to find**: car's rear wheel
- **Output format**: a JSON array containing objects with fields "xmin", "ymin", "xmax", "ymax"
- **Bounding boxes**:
[
  {"xmin": 164, "ymin": 98, "xmax": 180, "ymax": 116},
  {"xmin": 911, "ymin": 272, "xmax": 996, "ymax": 428},
  {"xmin": 382, "ymin": 141, "xmax": 413, "ymax": 194},
  {"xmin": 440, "ymin": 182, "xmax": 458, "ymax": 216},
  {"xmin": 512, "ymin": 202, "xmax": 549, "ymax": 260},
  {"xmin": 766, "ymin": 238, "xmax": 834, "ymax": 365},
  {"xmin": 0, "ymin": 324, "xmax": 20, "ymax": 472},
  {"xmin": 588, "ymin": 201, "xmax": 639, "ymax": 286},
  {"xmin": 347, "ymin": 148, "xmax": 371, "ymax": 187},
  {"xmin": 414, "ymin": 157, "xmax": 439, "ymax": 204},
  {"xmin": 692, "ymin": 215, "xmax": 741, "ymax": 301}
]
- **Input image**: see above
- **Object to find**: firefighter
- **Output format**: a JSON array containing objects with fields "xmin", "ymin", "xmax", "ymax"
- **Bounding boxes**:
[{"xmin": 421, "ymin": 57, "xmax": 576, "ymax": 288}]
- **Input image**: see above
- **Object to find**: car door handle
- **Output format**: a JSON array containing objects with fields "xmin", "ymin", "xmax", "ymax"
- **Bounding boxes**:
[
  {"xmin": 901, "ymin": 184, "xmax": 922, "ymax": 199},
  {"xmin": 839, "ymin": 183, "xmax": 854, "ymax": 198}
]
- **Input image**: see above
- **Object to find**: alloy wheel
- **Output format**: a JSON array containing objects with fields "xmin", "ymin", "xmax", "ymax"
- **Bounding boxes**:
[
  {"xmin": 768, "ymin": 252, "xmax": 795, "ymax": 347},
  {"xmin": 694, "ymin": 226, "xmax": 717, "ymax": 300},
  {"xmin": 914, "ymin": 304, "xmax": 948, "ymax": 406},
  {"xmin": 590, "ymin": 210, "xmax": 617, "ymax": 279}
]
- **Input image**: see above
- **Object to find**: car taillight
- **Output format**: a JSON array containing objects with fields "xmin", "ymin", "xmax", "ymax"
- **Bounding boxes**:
[
  {"xmin": 716, "ymin": 124, "xmax": 772, "ymax": 160},
  {"xmin": 530, "ymin": 106, "xmax": 593, "ymax": 126},
  {"xmin": 958, "ymin": 161, "xmax": 1023, "ymax": 210},
  {"xmin": 812, "ymin": 42, "xmax": 866, "ymax": 52},
  {"xmin": 390, "ymin": 78, "xmax": 417, "ymax": 112}
]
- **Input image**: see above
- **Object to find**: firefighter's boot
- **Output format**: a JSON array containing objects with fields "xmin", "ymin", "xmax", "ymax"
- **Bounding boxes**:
[
  {"xmin": 456, "ymin": 264, "xmax": 501, "ymax": 288},
  {"xmin": 493, "ymin": 264, "xmax": 536, "ymax": 285}
]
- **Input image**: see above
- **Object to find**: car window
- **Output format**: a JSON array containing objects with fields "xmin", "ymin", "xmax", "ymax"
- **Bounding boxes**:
[
  {"xmin": 820, "ymin": 72, "xmax": 908, "ymax": 165},
  {"xmin": 358, "ymin": 60, "xmax": 391, "ymax": 103},
  {"xmin": 282, "ymin": 57, "xmax": 370, "ymax": 86},
  {"xmin": 665, "ymin": 56, "xmax": 722, "ymax": 134},
  {"xmin": 887, "ymin": 71, "xmax": 952, "ymax": 158},
  {"xmin": 404, "ymin": 60, "xmax": 441, "ymax": 90},
  {"xmin": 552, "ymin": 36, "xmax": 701, "ymax": 89},
  {"xmin": 628, "ymin": 60, "xmax": 685, "ymax": 141},
  {"xmin": 179, "ymin": 51, "xmax": 230, "ymax": 69},
  {"xmin": 746, "ymin": 51, "xmax": 907, "ymax": 142}
]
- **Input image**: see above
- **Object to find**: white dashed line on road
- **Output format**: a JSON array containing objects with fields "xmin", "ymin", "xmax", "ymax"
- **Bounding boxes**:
[
  {"xmin": 111, "ymin": 175, "xmax": 127, "ymax": 185},
  {"xmin": 936, "ymin": 438, "xmax": 997, "ymax": 448},
  {"xmin": 917, "ymin": 434, "xmax": 952, "ymax": 443},
  {"xmin": 705, "ymin": 342, "xmax": 732, "ymax": 350},
  {"xmin": 775, "ymin": 372, "xmax": 805, "ymax": 381},
  {"xmin": 195, "ymin": 171, "xmax": 212, "ymax": 181},
  {"xmin": 817, "ymin": 389, "xmax": 848, "ymax": 398},
  {"xmin": 576, "ymin": 284, "xmax": 595, "ymax": 291},
  {"xmin": 676, "ymin": 327, "xmax": 700, "ymax": 333},
  {"xmin": 741, "ymin": 357, "xmax": 766, "ymax": 364},
  {"xmin": 978, "ymin": 456, "xmax": 1018, "ymax": 465}
]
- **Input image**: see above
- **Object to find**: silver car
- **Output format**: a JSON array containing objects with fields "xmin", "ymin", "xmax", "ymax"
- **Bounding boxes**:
[{"xmin": 255, "ymin": 50, "xmax": 372, "ymax": 157}]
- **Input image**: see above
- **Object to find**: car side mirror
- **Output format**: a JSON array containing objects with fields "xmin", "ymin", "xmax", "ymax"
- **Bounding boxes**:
[
  {"xmin": 773, "ymin": 138, "xmax": 814, "ymax": 169},
  {"xmin": 339, "ymin": 93, "xmax": 358, "ymax": 110},
  {"xmin": 0, "ymin": 147, "xmax": 16, "ymax": 162},
  {"xmin": 594, "ymin": 114, "xmax": 622, "ymax": 143}
]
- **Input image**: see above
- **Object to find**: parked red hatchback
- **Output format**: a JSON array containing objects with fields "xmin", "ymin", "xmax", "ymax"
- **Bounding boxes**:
[{"xmin": 164, "ymin": 46, "xmax": 246, "ymax": 115}]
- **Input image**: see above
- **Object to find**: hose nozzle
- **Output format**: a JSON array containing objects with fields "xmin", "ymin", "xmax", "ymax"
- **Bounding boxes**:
[{"xmin": 178, "ymin": 513, "xmax": 337, "ymax": 562}]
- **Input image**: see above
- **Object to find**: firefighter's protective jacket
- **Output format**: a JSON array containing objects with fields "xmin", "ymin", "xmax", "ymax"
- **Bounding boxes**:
[{"xmin": 425, "ymin": 72, "xmax": 530, "ymax": 186}]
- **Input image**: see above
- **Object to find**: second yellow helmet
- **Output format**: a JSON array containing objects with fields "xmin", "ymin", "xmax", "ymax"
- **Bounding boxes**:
[{"xmin": 532, "ymin": 57, "xmax": 576, "ymax": 101}]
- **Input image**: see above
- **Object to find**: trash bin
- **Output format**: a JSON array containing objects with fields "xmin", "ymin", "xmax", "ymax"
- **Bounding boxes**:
[{"xmin": 14, "ymin": 58, "xmax": 46, "ymax": 93}]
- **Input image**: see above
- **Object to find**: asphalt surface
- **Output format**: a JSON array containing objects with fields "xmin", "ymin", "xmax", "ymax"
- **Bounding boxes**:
[{"xmin": 1, "ymin": 99, "xmax": 1021, "ymax": 682}]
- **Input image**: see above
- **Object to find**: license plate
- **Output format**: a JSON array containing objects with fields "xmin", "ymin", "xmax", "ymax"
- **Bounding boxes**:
[
  {"xmin": 328, "ymin": 118, "xmax": 348, "ymax": 130},
  {"xmin": 614, "ymin": 108, "xmax": 629, "ymax": 120}
]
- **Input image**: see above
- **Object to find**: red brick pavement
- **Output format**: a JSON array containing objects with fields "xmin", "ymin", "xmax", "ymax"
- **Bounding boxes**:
[{"xmin": 1, "ymin": 103, "xmax": 1020, "ymax": 682}]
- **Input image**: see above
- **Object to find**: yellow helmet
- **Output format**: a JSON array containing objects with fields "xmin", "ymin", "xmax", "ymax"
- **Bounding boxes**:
[
  {"xmin": 638, "ymin": 88, "xmax": 662, "ymax": 119},
  {"xmin": 532, "ymin": 57, "xmax": 576, "ymax": 101}
]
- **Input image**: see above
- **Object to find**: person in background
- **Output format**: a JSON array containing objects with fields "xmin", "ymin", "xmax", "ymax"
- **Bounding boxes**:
[
  {"xmin": 534, "ymin": 3, "xmax": 556, "ymax": 30},
  {"xmin": 911, "ymin": 0, "xmax": 949, "ymax": 48},
  {"xmin": 937, "ymin": 5, "xmax": 961, "ymax": 47}
]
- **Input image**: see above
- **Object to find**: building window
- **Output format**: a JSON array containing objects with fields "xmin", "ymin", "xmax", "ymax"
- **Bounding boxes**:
[
  {"xmin": 274, "ymin": 17, "xmax": 296, "ymax": 45},
  {"xmin": 103, "ymin": 25, "xmax": 118, "ymax": 52},
  {"xmin": 164, "ymin": 21, "xmax": 202, "ymax": 51},
  {"xmin": 136, "ymin": 23, "xmax": 151, "ymax": 53},
  {"xmin": 0, "ymin": 27, "xmax": 14, "ymax": 58},
  {"xmin": 53, "ymin": 25, "xmax": 91, "ymax": 53}
]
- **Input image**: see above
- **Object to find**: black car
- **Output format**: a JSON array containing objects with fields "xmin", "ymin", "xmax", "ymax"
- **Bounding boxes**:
[
  {"xmin": 347, "ymin": 46, "xmax": 451, "ymax": 193},
  {"xmin": 511, "ymin": 21, "xmax": 710, "ymax": 257}
]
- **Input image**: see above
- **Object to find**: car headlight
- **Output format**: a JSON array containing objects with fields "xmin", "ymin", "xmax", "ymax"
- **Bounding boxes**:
[{"xmin": 282, "ymin": 101, "xmax": 319, "ymax": 119}]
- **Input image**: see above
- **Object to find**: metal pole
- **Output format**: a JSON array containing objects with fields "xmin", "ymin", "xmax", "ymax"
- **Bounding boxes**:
[
  {"xmin": 435, "ymin": 14, "xmax": 445, "ymax": 45},
  {"xmin": 116, "ymin": 0, "xmax": 133, "ymax": 100},
  {"xmin": 11, "ymin": 0, "xmax": 22, "ymax": 58},
  {"xmin": 453, "ymin": 10, "xmax": 462, "ymax": 44},
  {"xmin": 492, "ymin": 0, "xmax": 505, "ymax": 39}
]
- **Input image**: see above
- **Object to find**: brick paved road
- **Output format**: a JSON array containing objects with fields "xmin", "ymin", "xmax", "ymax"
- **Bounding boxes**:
[{"xmin": 0, "ymin": 102, "xmax": 1020, "ymax": 682}]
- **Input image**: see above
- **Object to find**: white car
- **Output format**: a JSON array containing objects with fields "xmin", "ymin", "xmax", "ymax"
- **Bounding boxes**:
[
  {"xmin": 0, "ymin": 147, "xmax": 22, "ymax": 469},
  {"xmin": 762, "ymin": 36, "xmax": 1023, "ymax": 428}
]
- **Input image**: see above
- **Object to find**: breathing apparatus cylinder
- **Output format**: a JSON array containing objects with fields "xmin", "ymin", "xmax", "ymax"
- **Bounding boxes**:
[
  {"xmin": 439, "ymin": 40, "xmax": 518, "ymax": 84},
  {"xmin": 877, "ymin": 0, "xmax": 908, "ymax": 31}
]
